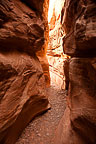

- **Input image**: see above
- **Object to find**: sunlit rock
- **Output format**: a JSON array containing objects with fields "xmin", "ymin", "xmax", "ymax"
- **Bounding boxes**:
[{"xmin": 47, "ymin": 0, "xmax": 69, "ymax": 89}]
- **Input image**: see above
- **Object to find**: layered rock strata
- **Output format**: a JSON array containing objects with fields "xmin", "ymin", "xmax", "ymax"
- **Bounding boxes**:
[
  {"xmin": 36, "ymin": 0, "xmax": 50, "ymax": 87},
  {"xmin": 55, "ymin": 0, "xmax": 96, "ymax": 143},
  {"xmin": 47, "ymin": 0, "xmax": 69, "ymax": 88},
  {"xmin": 0, "ymin": 0, "xmax": 50, "ymax": 143}
]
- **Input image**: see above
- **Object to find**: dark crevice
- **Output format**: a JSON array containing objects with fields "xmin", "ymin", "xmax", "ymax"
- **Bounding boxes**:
[{"xmin": 20, "ymin": 0, "xmax": 37, "ymax": 12}]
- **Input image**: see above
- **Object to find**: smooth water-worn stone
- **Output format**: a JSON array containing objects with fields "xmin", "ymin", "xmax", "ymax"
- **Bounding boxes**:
[
  {"xmin": 0, "ymin": 0, "xmax": 50, "ymax": 143},
  {"xmin": 55, "ymin": 58, "xmax": 96, "ymax": 144},
  {"xmin": 62, "ymin": 0, "xmax": 96, "ymax": 57}
]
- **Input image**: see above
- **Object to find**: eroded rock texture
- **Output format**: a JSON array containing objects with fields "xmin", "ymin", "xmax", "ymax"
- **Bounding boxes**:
[
  {"xmin": 62, "ymin": 0, "xmax": 96, "ymax": 57},
  {"xmin": 36, "ymin": 0, "xmax": 50, "ymax": 87},
  {"xmin": 55, "ymin": 0, "xmax": 96, "ymax": 143},
  {"xmin": 0, "ymin": 0, "xmax": 50, "ymax": 144},
  {"xmin": 47, "ymin": 0, "xmax": 69, "ymax": 88}
]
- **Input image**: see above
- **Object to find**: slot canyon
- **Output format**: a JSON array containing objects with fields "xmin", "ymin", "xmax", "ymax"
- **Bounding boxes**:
[{"xmin": 0, "ymin": 0, "xmax": 96, "ymax": 144}]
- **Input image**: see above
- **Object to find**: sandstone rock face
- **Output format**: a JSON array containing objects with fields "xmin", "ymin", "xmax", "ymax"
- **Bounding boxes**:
[
  {"xmin": 55, "ymin": 0, "xmax": 96, "ymax": 143},
  {"xmin": 47, "ymin": 23, "xmax": 65, "ymax": 88},
  {"xmin": 62, "ymin": 0, "xmax": 96, "ymax": 57},
  {"xmin": 21, "ymin": 0, "xmax": 44, "ymax": 15},
  {"xmin": 47, "ymin": 0, "xmax": 69, "ymax": 88},
  {"xmin": 0, "ymin": 0, "xmax": 44, "ymax": 54},
  {"xmin": 55, "ymin": 58, "xmax": 96, "ymax": 144},
  {"xmin": 36, "ymin": 0, "xmax": 50, "ymax": 87},
  {"xmin": 38, "ymin": 56, "xmax": 50, "ymax": 87},
  {"xmin": 0, "ymin": 0, "xmax": 49, "ymax": 143}
]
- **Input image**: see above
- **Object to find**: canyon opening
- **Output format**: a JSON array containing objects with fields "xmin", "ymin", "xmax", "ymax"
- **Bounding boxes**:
[{"xmin": 47, "ymin": 0, "xmax": 70, "ymax": 89}]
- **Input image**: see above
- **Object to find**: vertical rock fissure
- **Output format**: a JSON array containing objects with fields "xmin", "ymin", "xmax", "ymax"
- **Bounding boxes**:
[{"xmin": 47, "ymin": 0, "xmax": 70, "ymax": 89}]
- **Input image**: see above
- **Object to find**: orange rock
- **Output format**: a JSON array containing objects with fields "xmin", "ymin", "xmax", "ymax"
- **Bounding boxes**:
[{"xmin": 0, "ymin": 0, "xmax": 50, "ymax": 143}]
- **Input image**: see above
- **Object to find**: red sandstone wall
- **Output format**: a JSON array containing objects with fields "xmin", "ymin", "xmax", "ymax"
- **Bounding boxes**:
[
  {"xmin": 0, "ymin": 0, "xmax": 50, "ymax": 143},
  {"xmin": 55, "ymin": 0, "xmax": 96, "ymax": 143}
]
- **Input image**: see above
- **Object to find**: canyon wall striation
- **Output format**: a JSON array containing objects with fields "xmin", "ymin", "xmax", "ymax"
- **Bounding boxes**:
[
  {"xmin": 0, "ymin": 0, "xmax": 50, "ymax": 143},
  {"xmin": 55, "ymin": 0, "xmax": 96, "ymax": 143},
  {"xmin": 47, "ymin": 0, "xmax": 69, "ymax": 88}
]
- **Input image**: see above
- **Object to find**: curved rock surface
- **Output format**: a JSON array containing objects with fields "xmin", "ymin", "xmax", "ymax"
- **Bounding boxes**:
[
  {"xmin": 0, "ymin": 0, "xmax": 50, "ymax": 143},
  {"xmin": 62, "ymin": 0, "xmax": 96, "ymax": 57},
  {"xmin": 38, "ymin": 56, "xmax": 50, "ymax": 87},
  {"xmin": 47, "ymin": 0, "xmax": 68, "ymax": 88},
  {"xmin": 0, "ymin": 0, "xmax": 44, "ymax": 54},
  {"xmin": 55, "ymin": 0, "xmax": 96, "ymax": 143},
  {"xmin": 55, "ymin": 58, "xmax": 96, "ymax": 144}
]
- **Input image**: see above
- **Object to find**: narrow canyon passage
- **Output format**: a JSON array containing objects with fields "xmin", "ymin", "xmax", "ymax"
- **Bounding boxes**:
[
  {"xmin": 0, "ymin": 0, "xmax": 69, "ymax": 143},
  {"xmin": 16, "ymin": 1, "xmax": 68, "ymax": 143},
  {"xmin": 16, "ymin": 87, "xmax": 67, "ymax": 144},
  {"xmin": 47, "ymin": 0, "xmax": 69, "ymax": 89},
  {"xmin": 0, "ymin": 0, "xmax": 96, "ymax": 144}
]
